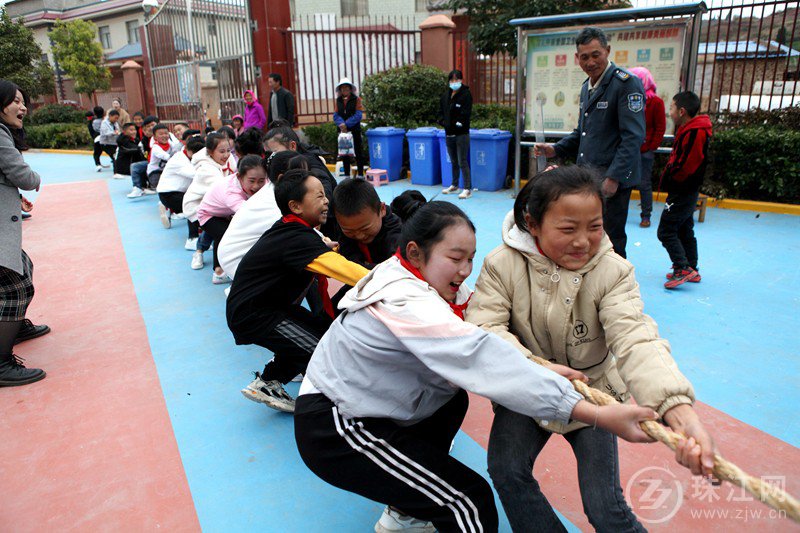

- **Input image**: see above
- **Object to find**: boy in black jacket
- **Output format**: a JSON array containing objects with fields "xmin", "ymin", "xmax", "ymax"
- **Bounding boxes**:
[
  {"xmin": 114, "ymin": 123, "xmax": 145, "ymax": 178},
  {"xmin": 333, "ymin": 177, "xmax": 402, "ymax": 269},
  {"xmin": 226, "ymin": 169, "xmax": 368, "ymax": 413},
  {"xmin": 658, "ymin": 91, "xmax": 713, "ymax": 289}
]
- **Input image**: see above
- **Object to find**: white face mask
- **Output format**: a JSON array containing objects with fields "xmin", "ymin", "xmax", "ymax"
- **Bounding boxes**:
[{"xmin": 449, "ymin": 82, "xmax": 462, "ymax": 91}]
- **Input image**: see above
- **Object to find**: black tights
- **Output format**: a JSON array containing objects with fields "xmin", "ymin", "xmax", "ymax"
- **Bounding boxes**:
[{"xmin": 0, "ymin": 320, "xmax": 22, "ymax": 355}]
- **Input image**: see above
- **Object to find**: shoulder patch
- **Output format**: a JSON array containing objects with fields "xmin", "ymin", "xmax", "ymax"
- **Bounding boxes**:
[
  {"xmin": 615, "ymin": 69, "xmax": 631, "ymax": 81},
  {"xmin": 627, "ymin": 93, "xmax": 644, "ymax": 113}
]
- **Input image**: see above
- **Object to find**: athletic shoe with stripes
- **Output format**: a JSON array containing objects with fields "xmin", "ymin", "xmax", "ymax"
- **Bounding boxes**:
[
  {"xmin": 375, "ymin": 507, "xmax": 435, "ymax": 533},
  {"xmin": 241, "ymin": 372, "xmax": 295, "ymax": 413},
  {"xmin": 666, "ymin": 269, "xmax": 701, "ymax": 282},
  {"xmin": 664, "ymin": 267, "xmax": 699, "ymax": 289}
]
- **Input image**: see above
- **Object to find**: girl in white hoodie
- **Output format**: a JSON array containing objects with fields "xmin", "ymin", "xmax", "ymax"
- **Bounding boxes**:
[
  {"xmin": 183, "ymin": 133, "xmax": 235, "ymax": 274},
  {"xmin": 295, "ymin": 201, "xmax": 659, "ymax": 533},
  {"xmin": 468, "ymin": 166, "xmax": 717, "ymax": 532}
]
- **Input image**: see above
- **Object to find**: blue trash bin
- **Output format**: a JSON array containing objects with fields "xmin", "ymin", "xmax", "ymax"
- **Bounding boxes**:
[
  {"xmin": 470, "ymin": 129, "xmax": 513, "ymax": 191},
  {"xmin": 366, "ymin": 127, "xmax": 406, "ymax": 181},
  {"xmin": 406, "ymin": 127, "xmax": 441, "ymax": 186},
  {"xmin": 436, "ymin": 129, "xmax": 477, "ymax": 189}
]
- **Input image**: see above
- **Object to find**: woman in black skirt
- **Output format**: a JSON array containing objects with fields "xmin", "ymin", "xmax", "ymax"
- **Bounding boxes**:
[{"xmin": 0, "ymin": 79, "xmax": 48, "ymax": 386}]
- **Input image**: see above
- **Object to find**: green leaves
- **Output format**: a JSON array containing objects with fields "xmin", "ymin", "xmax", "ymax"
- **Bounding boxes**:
[
  {"xmin": 711, "ymin": 125, "xmax": 800, "ymax": 203},
  {"xmin": 27, "ymin": 103, "xmax": 87, "ymax": 125},
  {"xmin": 361, "ymin": 64, "xmax": 447, "ymax": 130},
  {"xmin": 50, "ymin": 19, "xmax": 111, "ymax": 96},
  {"xmin": 0, "ymin": 8, "xmax": 54, "ymax": 98},
  {"xmin": 25, "ymin": 123, "xmax": 91, "ymax": 149},
  {"xmin": 444, "ymin": 0, "xmax": 631, "ymax": 56}
]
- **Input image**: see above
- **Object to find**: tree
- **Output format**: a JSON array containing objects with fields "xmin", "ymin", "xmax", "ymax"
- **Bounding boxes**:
[
  {"xmin": 445, "ymin": 0, "xmax": 631, "ymax": 56},
  {"xmin": 775, "ymin": 25, "xmax": 788, "ymax": 46},
  {"xmin": 50, "ymin": 19, "xmax": 111, "ymax": 96},
  {"xmin": 0, "ymin": 8, "xmax": 54, "ymax": 98}
]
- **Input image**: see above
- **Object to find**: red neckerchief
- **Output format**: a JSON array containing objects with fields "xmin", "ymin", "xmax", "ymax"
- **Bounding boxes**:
[
  {"xmin": 357, "ymin": 243, "xmax": 373, "ymax": 264},
  {"xmin": 155, "ymin": 140, "xmax": 170, "ymax": 152},
  {"xmin": 393, "ymin": 251, "xmax": 469, "ymax": 320},
  {"xmin": 283, "ymin": 214, "xmax": 335, "ymax": 318},
  {"xmin": 222, "ymin": 161, "xmax": 234, "ymax": 174},
  {"xmin": 183, "ymin": 148, "xmax": 189, "ymax": 158},
  {"xmin": 534, "ymin": 237, "xmax": 546, "ymax": 256}
]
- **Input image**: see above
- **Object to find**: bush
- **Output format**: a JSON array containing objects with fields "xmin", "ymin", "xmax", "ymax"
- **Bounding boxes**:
[
  {"xmin": 472, "ymin": 103, "xmax": 516, "ymax": 132},
  {"xmin": 709, "ymin": 126, "xmax": 800, "ymax": 203},
  {"xmin": 27, "ymin": 103, "xmax": 86, "ymax": 126},
  {"xmin": 361, "ymin": 64, "xmax": 446, "ymax": 130},
  {"xmin": 303, "ymin": 122, "xmax": 339, "ymax": 162},
  {"xmin": 25, "ymin": 123, "xmax": 91, "ymax": 149},
  {"xmin": 714, "ymin": 105, "xmax": 800, "ymax": 131}
]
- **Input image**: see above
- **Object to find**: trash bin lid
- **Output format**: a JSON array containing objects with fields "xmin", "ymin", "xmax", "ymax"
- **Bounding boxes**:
[
  {"xmin": 367, "ymin": 126, "xmax": 406, "ymax": 136},
  {"xmin": 407, "ymin": 127, "xmax": 440, "ymax": 138},
  {"xmin": 471, "ymin": 128, "xmax": 513, "ymax": 139}
]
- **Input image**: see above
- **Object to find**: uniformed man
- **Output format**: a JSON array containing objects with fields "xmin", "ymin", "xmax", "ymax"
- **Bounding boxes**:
[{"xmin": 535, "ymin": 27, "xmax": 646, "ymax": 258}]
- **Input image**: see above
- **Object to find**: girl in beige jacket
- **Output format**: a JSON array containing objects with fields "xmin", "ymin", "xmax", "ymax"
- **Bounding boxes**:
[{"xmin": 467, "ymin": 166, "xmax": 717, "ymax": 532}]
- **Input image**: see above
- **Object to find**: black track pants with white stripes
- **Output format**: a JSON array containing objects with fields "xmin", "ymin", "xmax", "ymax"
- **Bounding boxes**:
[
  {"xmin": 246, "ymin": 305, "xmax": 332, "ymax": 384},
  {"xmin": 294, "ymin": 390, "xmax": 499, "ymax": 533}
]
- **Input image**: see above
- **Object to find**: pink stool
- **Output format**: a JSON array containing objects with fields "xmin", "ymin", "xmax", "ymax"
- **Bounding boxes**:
[{"xmin": 366, "ymin": 168, "xmax": 389, "ymax": 187}]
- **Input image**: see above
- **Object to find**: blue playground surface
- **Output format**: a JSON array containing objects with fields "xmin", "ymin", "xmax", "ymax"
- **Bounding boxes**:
[{"xmin": 6, "ymin": 151, "xmax": 799, "ymax": 532}]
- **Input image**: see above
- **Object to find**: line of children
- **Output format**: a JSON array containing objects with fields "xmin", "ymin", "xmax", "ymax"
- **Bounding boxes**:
[
  {"xmin": 294, "ymin": 201, "xmax": 661, "ymax": 533},
  {"xmin": 157, "ymin": 136, "xmax": 206, "ymax": 242}
]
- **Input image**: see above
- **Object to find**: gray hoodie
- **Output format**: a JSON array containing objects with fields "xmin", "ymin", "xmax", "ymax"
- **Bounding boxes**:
[{"xmin": 301, "ymin": 256, "xmax": 583, "ymax": 425}]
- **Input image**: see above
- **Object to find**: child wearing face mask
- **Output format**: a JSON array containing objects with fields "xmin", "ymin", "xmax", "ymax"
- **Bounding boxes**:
[
  {"xmin": 467, "ymin": 166, "xmax": 718, "ymax": 532},
  {"xmin": 294, "ymin": 201, "xmax": 659, "ymax": 533},
  {"xmin": 437, "ymin": 69, "xmax": 473, "ymax": 200},
  {"xmin": 197, "ymin": 155, "xmax": 267, "ymax": 284}
]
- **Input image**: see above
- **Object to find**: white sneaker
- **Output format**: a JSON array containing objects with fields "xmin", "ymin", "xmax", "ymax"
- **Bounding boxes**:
[
  {"xmin": 159, "ymin": 204, "xmax": 171, "ymax": 229},
  {"xmin": 185, "ymin": 237, "xmax": 198, "ymax": 251},
  {"xmin": 171, "ymin": 212, "xmax": 186, "ymax": 220},
  {"xmin": 458, "ymin": 189, "xmax": 472, "ymax": 199},
  {"xmin": 291, "ymin": 373, "xmax": 303, "ymax": 382},
  {"xmin": 191, "ymin": 250, "xmax": 204, "ymax": 270},
  {"xmin": 375, "ymin": 507, "xmax": 435, "ymax": 533},
  {"xmin": 241, "ymin": 373, "xmax": 295, "ymax": 413},
  {"xmin": 96, "ymin": 165, "xmax": 103, "ymax": 172},
  {"xmin": 223, "ymin": 286, "xmax": 231, "ymax": 297},
  {"xmin": 112, "ymin": 173, "xmax": 127, "ymax": 180},
  {"xmin": 442, "ymin": 185, "xmax": 459, "ymax": 194},
  {"xmin": 212, "ymin": 271, "xmax": 231, "ymax": 284},
  {"xmin": 127, "ymin": 187, "xmax": 144, "ymax": 198},
  {"xmin": 143, "ymin": 188, "xmax": 158, "ymax": 195}
]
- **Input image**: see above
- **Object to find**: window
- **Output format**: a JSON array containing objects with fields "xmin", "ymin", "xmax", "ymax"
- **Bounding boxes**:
[
  {"xmin": 126, "ymin": 20, "xmax": 140, "ymax": 44},
  {"xmin": 207, "ymin": 20, "xmax": 217, "ymax": 37},
  {"xmin": 341, "ymin": 0, "xmax": 368, "ymax": 17},
  {"xmin": 98, "ymin": 25, "xmax": 112, "ymax": 49},
  {"xmin": 415, "ymin": 0, "xmax": 427, "ymax": 12}
]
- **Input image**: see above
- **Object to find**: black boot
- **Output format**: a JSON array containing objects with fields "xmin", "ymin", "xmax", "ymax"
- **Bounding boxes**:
[
  {"xmin": 14, "ymin": 319, "xmax": 51, "ymax": 345},
  {"xmin": 0, "ymin": 353, "xmax": 46, "ymax": 387}
]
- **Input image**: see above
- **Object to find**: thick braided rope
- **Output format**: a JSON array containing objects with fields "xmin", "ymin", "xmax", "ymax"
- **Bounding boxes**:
[{"xmin": 528, "ymin": 354, "xmax": 800, "ymax": 523}]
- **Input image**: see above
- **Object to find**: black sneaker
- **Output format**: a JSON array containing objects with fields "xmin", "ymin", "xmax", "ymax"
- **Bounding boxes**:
[
  {"xmin": 14, "ymin": 319, "xmax": 51, "ymax": 345},
  {"xmin": 664, "ymin": 267, "xmax": 699, "ymax": 289},
  {"xmin": 0, "ymin": 354, "xmax": 46, "ymax": 387}
]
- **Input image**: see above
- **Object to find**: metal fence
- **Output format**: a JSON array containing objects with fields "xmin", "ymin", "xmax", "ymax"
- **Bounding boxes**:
[
  {"xmin": 457, "ymin": 0, "xmax": 799, "ymax": 115},
  {"xmin": 143, "ymin": 0, "xmax": 256, "ymax": 128},
  {"xmin": 285, "ymin": 15, "xmax": 421, "ymax": 125}
]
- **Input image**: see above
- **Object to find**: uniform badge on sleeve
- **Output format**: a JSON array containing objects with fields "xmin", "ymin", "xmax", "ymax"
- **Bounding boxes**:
[{"xmin": 627, "ymin": 93, "xmax": 644, "ymax": 113}]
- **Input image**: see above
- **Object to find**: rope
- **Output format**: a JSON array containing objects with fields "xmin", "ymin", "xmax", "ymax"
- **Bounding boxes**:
[{"xmin": 528, "ymin": 354, "xmax": 800, "ymax": 523}]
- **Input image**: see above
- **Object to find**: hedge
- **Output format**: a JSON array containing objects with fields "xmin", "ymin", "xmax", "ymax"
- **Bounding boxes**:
[
  {"xmin": 361, "ymin": 64, "xmax": 446, "ymax": 130},
  {"xmin": 708, "ymin": 126, "xmax": 800, "ymax": 203},
  {"xmin": 27, "ymin": 103, "xmax": 86, "ymax": 126},
  {"xmin": 25, "ymin": 123, "xmax": 91, "ymax": 149}
]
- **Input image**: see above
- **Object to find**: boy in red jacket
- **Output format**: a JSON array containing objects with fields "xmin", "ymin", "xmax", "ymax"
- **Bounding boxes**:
[{"xmin": 658, "ymin": 91, "xmax": 712, "ymax": 289}]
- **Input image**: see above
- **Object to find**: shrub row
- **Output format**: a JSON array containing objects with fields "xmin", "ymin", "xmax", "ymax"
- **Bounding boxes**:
[{"xmin": 25, "ymin": 123, "xmax": 91, "ymax": 149}]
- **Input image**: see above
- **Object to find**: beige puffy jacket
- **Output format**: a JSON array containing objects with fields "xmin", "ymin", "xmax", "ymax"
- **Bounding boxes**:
[{"xmin": 466, "ymin": 211, "xmax": 695, "ymax": 434}]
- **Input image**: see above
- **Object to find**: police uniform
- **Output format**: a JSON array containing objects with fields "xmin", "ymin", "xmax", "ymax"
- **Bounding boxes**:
[{"xmin": 554, "ymin": 62, "xmax": 646, "ymax": 258}]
